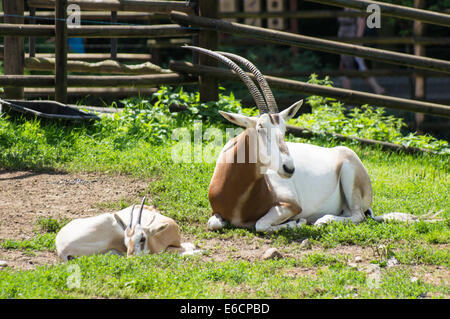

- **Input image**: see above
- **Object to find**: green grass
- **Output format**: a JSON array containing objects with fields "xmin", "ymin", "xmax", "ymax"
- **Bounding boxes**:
[
  {"xmin": 1, "ymin": 253, "xmax": 447, "ymax": 299},
  {"xmin": 0, "ymin": 87, "xmax": 448, "ymax": 299},
  {"xmin": 1, "ymin": 233, "xmax": 56, "ymax": 251}
]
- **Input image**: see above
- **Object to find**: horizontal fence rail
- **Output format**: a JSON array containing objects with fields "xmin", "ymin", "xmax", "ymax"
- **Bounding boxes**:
[
  {"xmin": 0, "ymin": 11, "xmax": 156, "ymax": 21},
  {"xmin": 0, "ymin": 23, "xmax": 197, "ymax": 38},
  {"xmin": 0, "ymin": 53, "xmax": 153, "ymax": 62},
  {"xmin": 170, "ymin": 11, "xmax": 450, "ymax": 75},
  {"xmin": 0, "ymin": 9, "xmax": 370, "ymax": 21},
  {"xmin": 23, "ymin": 87, "xmax": 158, "ymax": 98},
  {"xmin": 219, "ymin": 9, "xmax": 367, "ymax": 19},
  {"xmin": 285, "ymin": 125, "xmax": 437, "ymax": 154},
  {"xmin": 24, "ymin": 57, "xmax": 170, "ymax": 75},
  {"xmin": 27, "ymin": 0, "xmax": 195, "ymax": 13},
  {"xmin": 170, "ymin": 61, "xmax": 450, "ymax": 118},
  {"xmin": 305, "ymin": 0, "xmax": 450, "ymax": 27},
  {"xmin": 326, "ymin": 36, "xmax": 450, "ymax": 46},
  {"xmin": 0, "ymin": 73, "xmax": 196, "ymax": 87}
]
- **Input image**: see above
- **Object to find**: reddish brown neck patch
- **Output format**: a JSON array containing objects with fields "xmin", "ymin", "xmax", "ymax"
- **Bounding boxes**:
[{"xmin": 208, "ymin": 129, "xmax": 277, "ymax": 225}]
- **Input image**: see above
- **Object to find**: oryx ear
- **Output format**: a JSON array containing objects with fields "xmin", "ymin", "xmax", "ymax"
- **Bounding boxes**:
[
  {"xmin": 148, "ymin": 222, "xmax": 169, "ymax": 237},
  {"xmin": 280, "ymin": 100, "xmax": 303, "ymax": 121},
  {"xmin": 219, "ymin": 111, "xmax": 257, "ymax": 128},
  {"xmin": 113, "ymin": 214, "xmax": 127, "ymax": 231}
]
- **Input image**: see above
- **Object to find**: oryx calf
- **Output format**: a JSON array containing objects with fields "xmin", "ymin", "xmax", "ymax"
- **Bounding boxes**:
[{"xmin": 55, "ymin": 197, "xmax": 198, "ymax": 261}]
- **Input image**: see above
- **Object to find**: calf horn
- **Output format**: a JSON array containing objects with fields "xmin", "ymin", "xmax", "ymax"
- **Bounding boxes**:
[
  {"xmin": 183, "ymin": 45, "xmax": 270, "ymax": 114},
  {"xmin": 217, "ymin": 51, "xmax": 278, "ymax": 113},
  {"xmin": 129, "ymin": 204, "xmax": 135, "ymax": 228},
  {"xmin": 136, "ymin": 196, "xmax": 146, "ymax": 225}
]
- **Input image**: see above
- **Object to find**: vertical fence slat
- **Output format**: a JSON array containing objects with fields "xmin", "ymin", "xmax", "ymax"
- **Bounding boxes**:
[
  {"xmin": 55, "ymin": 0, "xmax": 68, "ymax": 103},
  {"xmin": 29, "ymin": 7, "xmax": 36, "ymax": 58},
  {"xmin": 198, "ymin": 0, "xmax": 218, "ymax": 102},
  {"xmin": 111, "ymin": 11, "xmax": 117, "ymax": 60},
  {"xmin": 413, "ymin": 0, "xmax": 426, "ymax": 133},
  {"xmin": 3, "ymin": 0, "xmax": 24, "ymax": 99}
]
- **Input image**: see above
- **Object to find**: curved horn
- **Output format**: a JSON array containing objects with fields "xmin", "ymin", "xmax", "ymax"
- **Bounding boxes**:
[
  {"xmin": 137, "ymin": 196, "xmax": 146, "ymax": 225},
  {"xmin": 218, "ymin": 52, "xmax": 278, "ymax": 113},
  {"xmin": 183, "ymin": 45, "xmax": 270, "ymax": 114},
  {"xmin": 129, "ymin": 204, "xmax": 135, "ymax": 228}
]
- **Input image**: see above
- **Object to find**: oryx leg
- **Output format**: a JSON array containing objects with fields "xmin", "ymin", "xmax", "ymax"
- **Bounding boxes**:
[
  {"xmin": 314, "ymin": 160, "xmax": 368, "ymax": 226},
  {"xmin": 207, "ymin": 213, "xmax": 228, "ymax": 230},
  {"xmin": 255, "ymin": 204, "xmax": 304, "ymax": 233},
  {"xmin": 165, "ymin": 243, "xmax": 204, "ymax": 256}
]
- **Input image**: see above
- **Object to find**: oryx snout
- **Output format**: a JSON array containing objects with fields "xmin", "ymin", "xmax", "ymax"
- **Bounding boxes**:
[{"xmin": 279, "ymin": 157, "xmax": 295, "ymax": 178}]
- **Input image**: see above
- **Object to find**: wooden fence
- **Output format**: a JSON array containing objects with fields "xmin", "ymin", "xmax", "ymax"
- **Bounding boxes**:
[{"xmin": 0, "ymin": 0, "xmax": 449, "ymax": 119}]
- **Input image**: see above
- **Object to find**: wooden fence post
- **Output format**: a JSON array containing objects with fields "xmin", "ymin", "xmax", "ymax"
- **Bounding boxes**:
[
  {"xmin": 413, "ymin": 0, "xmax": 426, "ymax": 133},
  {"xmin": 55, "ymin": 0, "xmax": 68, "ymax": 103},
  {"xmin": 3, "ymin": 0, "xmax": 24, "ymax": 99},
  {"xmin": 198, "ymin": 0, "xmax": 218, "ymax": 102}
]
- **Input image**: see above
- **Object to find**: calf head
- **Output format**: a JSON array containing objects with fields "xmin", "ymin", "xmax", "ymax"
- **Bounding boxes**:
[{"xmin": 114, "ymin": 197, "xmax": 169, "ymax": 257}]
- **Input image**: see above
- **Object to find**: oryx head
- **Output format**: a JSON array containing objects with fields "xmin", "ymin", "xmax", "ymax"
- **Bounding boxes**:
[
  {"xmin": 184, "ymin": 46, "xmax": 303, "ymax": 178},
  {"xmin": 114, "ymin": 197, "xmax": 169, "ymax": 257}
]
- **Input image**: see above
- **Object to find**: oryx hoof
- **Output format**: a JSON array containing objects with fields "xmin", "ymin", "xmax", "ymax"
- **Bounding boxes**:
[{"xmin": 207, "ymin": 213, "xmax": 227, "ymax": 231}]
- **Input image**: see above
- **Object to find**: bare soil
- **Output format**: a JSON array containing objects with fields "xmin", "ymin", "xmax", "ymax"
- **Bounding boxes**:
[{"xmin": 0, "ymin": 169, "xmax": 149, "ymax": 269}]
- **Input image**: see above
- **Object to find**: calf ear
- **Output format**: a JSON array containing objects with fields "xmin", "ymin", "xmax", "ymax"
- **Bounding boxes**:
[
  {"xmin": 280, "ymin": 100, "xmax": 303, "ymax": 121},
  {"xmin": 219, "ymin": 111, "xmax": 257, "ymax": 128},
  {"xmin": 148, "ymin": 222, "xmax": 169, "ymax": 236},
  {"xmin": 113, "ymin": 214, "xmax": 127, "ymax": 231}
]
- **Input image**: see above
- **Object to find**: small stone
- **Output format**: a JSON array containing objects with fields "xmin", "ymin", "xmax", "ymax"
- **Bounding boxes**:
[
  {"xmin": 366, "ymin": 264, "xmax": 381, "ymax": 273},
  {"xmin": 0, "ymin": 260, "xmax": 8, "ymax": 267},
  {"xmin": 299, "ymin": 239, "xmax": 311, "ymax": 249},
  {"xmin": 354, "ymin": 256, "xmax": 363, "ymax": 263},
  {"xmin": 410, "ymin": 277, "xmax": 419, "ymax": 283},
  {"xmin": 262, "ymin": 248, "xmax": 282, "ymax": 260},
  {"xmin": 386, "ymin": 257, "xmax": 399, "ymax": 267}
]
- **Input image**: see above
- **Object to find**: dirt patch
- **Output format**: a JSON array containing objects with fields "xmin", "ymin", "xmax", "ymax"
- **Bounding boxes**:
[
  {"xmin": 0, "ymin": 248, "xmax": 58, "ymax": 271},
  {"xmin": 0, "ymin": 169, "xmax": 150, "ymax": 269},
  {"xmin": 0, "ymin": 170, "xmax": 150, "ymax": 241}
]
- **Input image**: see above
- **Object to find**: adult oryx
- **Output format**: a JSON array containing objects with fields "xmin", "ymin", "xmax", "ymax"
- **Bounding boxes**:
[{"xmin": 184, "ymin": 46, "xmax": 374, "ymax": 233}]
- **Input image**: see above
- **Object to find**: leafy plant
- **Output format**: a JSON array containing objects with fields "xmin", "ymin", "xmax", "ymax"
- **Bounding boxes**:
[{"xmin": 36, "ymin": 217, "xmax": 69, "ymax": 234}]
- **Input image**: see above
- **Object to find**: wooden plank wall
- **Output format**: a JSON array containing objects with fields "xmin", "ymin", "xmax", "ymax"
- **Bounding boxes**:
[{"xmin": 220, "ymin": 0, "xmax": 287, "ymax": 30}]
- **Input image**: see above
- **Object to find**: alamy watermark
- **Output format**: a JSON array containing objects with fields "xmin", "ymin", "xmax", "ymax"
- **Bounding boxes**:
[
  {"xmin": 170, "ymin": 120, "xmax": 291, "ymax": 177},
  {"xmin": 66, "ymin": 264, "xmax": 81, "ymax": 289},
  {"xmin": 67, "ymin": 4, "xmax": 81, "ymax": 28},
  {"xmin": 366, "ymin": 4, "xmax": 381, "ymax": 29}
]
